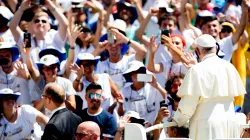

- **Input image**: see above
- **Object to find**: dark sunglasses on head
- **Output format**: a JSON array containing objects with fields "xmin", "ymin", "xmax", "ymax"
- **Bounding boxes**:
[
  {"xmin": 221, "ymin": 27, "xmax": 232, "ymax": 33},
  {"xmin": 34, "ymin": 19, "xmax": 47, "ymax": 24},
  {"xmin": 89, "ymin": 93, "xmax": 101, "ymax": 99},
  {"xmin": 3, "ymin": 95, "xmax": 16, "ymax": 101},
  {"xmin": 43, "ymin": 64, "xmax": 57, "ymax": 71},
  {"xmin": 74, "ymin": 132, "xmax": 88, "ymax": 138},
  {"xmin": 81, "ymin": 63, "xmax": 93, "ymax": 67}
]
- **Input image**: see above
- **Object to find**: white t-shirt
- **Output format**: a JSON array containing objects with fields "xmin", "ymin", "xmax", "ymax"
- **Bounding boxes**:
[
  {"xmin": 31, "ymin": 76, "xmax": 76, "ymax": 102},
  {"xmin": 0, "ymin": 66, "xmax": 31, "ymax": 105},
  {"xmin": 218, "ymin": 36, "xmax": 237, "ymax": 61},
  {"xmin": 17, "ymin": 29, "xmax": 66, "ymax": 64},
  {"xmin": 79, "ymin": 73, "xmax": 113, "ymax": 110},
  {"xmin": 96, "ymin": 54, "xmax": 136, "ymax": 91},
  {"xmin": 0, "ymin": 29, "xmax": 15, "ymax": 45},
  {"xmin": 122, "ymin": 83, "xmax": 163, "ymax": 124},
  {"xmin": 161, "ymin": 61, "xmax": 188, "ymax": 80},
  {"xmin": 0, "ymin": 105, "xmax": 43, "ymax": 140}
]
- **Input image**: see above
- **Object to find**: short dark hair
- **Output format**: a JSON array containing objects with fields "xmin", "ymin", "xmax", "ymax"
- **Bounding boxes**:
[
  {"xmin": 170, "ymin": 126, "xmax": 189, "ymax": 138},
  {"xmin": 158, "ymin": 14, "xmax": 177, "ymax": 26},
  {"xmin": 45, "ymin": 86, "xmax": 65, "ymax": 105},
  {"xmin": 86, "ymin": 83, "xmax": 102, "ymax": 93}
]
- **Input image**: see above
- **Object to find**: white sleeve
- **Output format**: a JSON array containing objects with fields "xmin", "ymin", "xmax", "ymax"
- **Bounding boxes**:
[
  {"xmin": 65, "ymin": 79, "xmax": 76, "ymax": 96},
  {"xmin": 161, "ymin": 61, "xmax": 171, "ymax": 79},
  {"xmin": 127, "ymin": 54, "xmax": 136, "ymax": 62},
  {"xmin": 50, "ymin": 30, "xmax": 66, "ymax": 52},
  {"xmin": 173, "ymin": 95, "xmax": 199, "ymax": 126},
  {"xmin": 21, "ymin": 105, "xmax": 40, "ymax": 124}
]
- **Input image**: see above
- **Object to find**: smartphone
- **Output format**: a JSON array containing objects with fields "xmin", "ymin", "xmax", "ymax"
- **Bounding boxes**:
[
  {"xmin": 107, "ymin": 30, "xmax": 115, "ymax": 44},
  {"xmin": 137, "ymin": 74, "xmax": 152, "ymax": 82},
  {"xmin": 31, "ymin": 0, "xmax": 44, "ymax": 5},
  {"xmin": 23, "ymin": 32, "xmax": 32, "ymax": 48},
  {"xmin": 161, "ymin": 29, "xmax": 170, "ymax": 44},
  {"xmin": 160, "ymin": 100, "xmax": 168, "ymax": 108},
  {"xmin": 72, "ymin": 4, "xmax": 84, "ymax": 13}
]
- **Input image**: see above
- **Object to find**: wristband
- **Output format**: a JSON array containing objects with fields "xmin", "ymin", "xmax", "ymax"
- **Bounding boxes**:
[
  {"xmin": 190, "ymin": 45, "xmax": 195, "ymax": 50},
  {"xmin": 50, "ymin": 7, "xmax": 56, "ymax": 12},
  {"xmin": 75, "ymin": 78, "xmax": 81, "ymax": 83},
  {"xmin": 127, "ymin": 39, "xmax": 131, "ymax": 45},
  {"xmin": 116, "ymin": 129, "xmax": 123, "ymax": 134},
  {"xmin": 70, "ymin": 47, "xmax": 75, "ymax": 50}
]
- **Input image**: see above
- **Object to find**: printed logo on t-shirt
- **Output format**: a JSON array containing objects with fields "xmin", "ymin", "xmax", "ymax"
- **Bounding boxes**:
[{"xmin": 5, "ymin": 125, "xmax": 23, "ymax": 137}]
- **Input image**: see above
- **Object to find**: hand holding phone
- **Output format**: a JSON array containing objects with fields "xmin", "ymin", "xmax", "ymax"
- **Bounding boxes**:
[
  {"xmin": 160, "ymin": 100, "xmax": 168, "ymax": 108},
  {"xmin": 23, "ymin": 33, "xmax": 31, "ymax": 48},
  {"xmin": 107, "ymin": 30, "xmax": 115, "ymax": 44},
  {"xmin": 161, "ymin": 29, "xmax": 169, "ymax": 44},
  {"xmin": 31, "ymin": 0, "xmax": 44, "ymax": 5},
  {"xmin": 137, "ymin": 74, "xmax": 152, "ymax": 82}
]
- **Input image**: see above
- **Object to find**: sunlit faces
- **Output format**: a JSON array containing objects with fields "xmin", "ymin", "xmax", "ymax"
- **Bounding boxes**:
[
  {"xmin": 79, "ymin": 60, "xmax": 95, "ymax": 74},
  {"xmin": 2, "ymin": 95, "xmax": 17, "ymax": 110},
  {"xmin": 220, "ymin": 26, "xmax": 233, "ymax": 39},
  {"xmin": 32, "ymin": 16, "xmax": 50, "ymax": 35},
  {"xmin": 119, "ymin": 6, "xmax": 132, "ymax": 21},
  {"xmin": 0, "ymin": 49, "xmax": 12, "ymax": 67},
  {"xmin": 160, "ymin": 19, "xmax": 176, "ymax": 34},
  {"xmin": 106, "ymin": 43, "xmax": 122, "ymax": 57},
  {"xmin": 42, "ymin": 93, "xmax": 52, "ymax": 110},
  {"xmin": 42, "ymin": 64, "xmax": 58, "ymax": 78},
  {"xmin": 168, "ymin": 36, "xmax": 185, "ymax": 57},
  {"xmin": 85, "ymin": 89, "xmax": 103, "ymax": 110},
  {"xmin": 207, "ymin": 20, "xmax": 221, "ymax": 38},
  {"xmin": 78, "ymin": 31, "xmax": 92, "ymax": 43}
]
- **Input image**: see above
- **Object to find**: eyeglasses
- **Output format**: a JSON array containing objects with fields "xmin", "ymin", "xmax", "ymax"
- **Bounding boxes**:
[
  {"xmin": 81, "ymin": 63, "xmax": 93, "ymax": 67},
  {"xmin": 2, "ymin": 95, "xmax": 16, "ymax": 101},
  {"xmin": 34, "ymin": 19, "xmax": 47, "ymax": 24},
  {"xmin": 43, "ymin": 64, "xmax": 57, "ymax": 71},
  {"xmin": 41, "ymin": 94, "xmax": 50, "ymax": 99},
  {"xmin": 221, "ymin": 27, "xmax": 232, "ymax": 33},
  {"xmin": 74, "ymin": 132, "xmax": 88, "ymax": 138},
  {"xmin": 88, "ymin": 93, "xmax": 102, "ymax": 99}
]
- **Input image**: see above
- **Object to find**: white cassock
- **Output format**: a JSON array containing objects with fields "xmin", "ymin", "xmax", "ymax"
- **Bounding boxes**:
[{"xmin": 173, "ymin": 53, "xmax": 246, "ymax": 140}]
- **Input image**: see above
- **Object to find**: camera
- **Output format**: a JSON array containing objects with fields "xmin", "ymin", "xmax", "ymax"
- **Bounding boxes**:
[{"xmin": 31, "ymin": 0, "xmax": 45, "ymax": 5}]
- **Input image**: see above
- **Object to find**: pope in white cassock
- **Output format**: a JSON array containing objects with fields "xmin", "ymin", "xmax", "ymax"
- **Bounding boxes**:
[{"xmin": 173, "ymin": 34, "xmax": 246, "ymax": 140}]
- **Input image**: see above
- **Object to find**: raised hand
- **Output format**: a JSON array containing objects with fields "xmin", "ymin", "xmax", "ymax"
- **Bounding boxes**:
[
  {"xmin": 118, "ymin": 116, "xmax": 130, "ymax": 131},
  {"xmin": 182, "ymin": 52, "xmax": 197, "ymax": 69},
  {"xmin": 68, "ymin": 24, "xmax": 83, "ymax": 47},
  {"xmin": 149, "ymin": 8, "xmax": 159, "ymax": 16},
  {"xmin": 110, "ymin": 29, "xmax": 129, "ymax": 46},
  {"xmin": 148, "ymin": 36, "xmax": 160, "ymax": 54},
  {"xmin": 156, "ymin": 107, "xmax": 170, "ymax": 121},
  {"xmin": 21, "ymin": 43, "xmax": 31, "ymax": 56},
  {"xmin": 70, "ymin": 63, "xmax": 84, "ymax": 79},
  {"xmin": 19, "ymin": 0, "xmax": 31, "ymax": 11},
  {"xmin": 116, "ymin": 93, "xmax": 124, "ymax": 105},
  {"xmin": 148, "ymin": 74, "xmax": 158, "ymax": 88},
  {"xmin": 14, "ymin": 61, "xmax": 30, "ymax": 80}
]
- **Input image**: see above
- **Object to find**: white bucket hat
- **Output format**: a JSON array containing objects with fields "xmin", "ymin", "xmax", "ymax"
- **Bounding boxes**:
[
  {"xmin": 109, "ymin": 19, "xmax": 127, "ymax": 34},
  {"xmin": 0, "ymin": 6, "xmax": 13, "ymax": 21},
  {"xmin": 0, "ymin": 88, "xmax": 21, "ymax": 100},
  {"xmin": 36, "ymin": 54, "xmax": 60, "ymax": 73},
  {"xmin": 76, "ymin": 53, "xmax": 100, "ymax": 66},
  {"xmin": 123, "ymin": 61, "xmax": 147, "ymax": 82},
  {"xmin": 198, "ymin": 10, "xmax": 215, "ymax": 17}
]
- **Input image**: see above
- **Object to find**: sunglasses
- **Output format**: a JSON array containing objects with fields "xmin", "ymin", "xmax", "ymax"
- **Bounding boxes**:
[
  {"xmin": 74, "ymin": 132, "xmax": 88, "ymax": 138},
  {"xmin": 88, "ymin": 93, "xmax": 102, "ymax": 99},
  {"xmin": 34, "ymin": 19, "xmax": 47, "ymax": 24},
  {"xmin": 221, "ymin": 27, "xmax": 232, "ymax": 33},
  {"xmin": 2, "ymin": 95, "xmax": 16, "ymax": 101},
  {"xmin": 81, "ymin": 63, "xmax": 93, "ymax": 67},
  {"xmin": 43, "ymin": 64, "xmax": 57, "ymax": 71}
]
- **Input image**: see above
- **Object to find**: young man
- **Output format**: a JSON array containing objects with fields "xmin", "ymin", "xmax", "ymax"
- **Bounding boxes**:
[
  {"xmin": 42, "ymin": 83, "xmax": 82, "ymax": 140},
  {"xmin": 77, "ymin": 83, "xmax": 117, "ymax": 140},
  {"xmin": 0, "ymin": 42, "xmax": 31, "ymax": 104}
]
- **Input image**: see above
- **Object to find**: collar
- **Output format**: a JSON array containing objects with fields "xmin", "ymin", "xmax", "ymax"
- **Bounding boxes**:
[
  {"xmin": 49, "ymin": 106, "xmax": 66, "ymax": 119},
  {"xmin": 201, "ymin": 53, "xmax": 217, "ymax": 62},
  {"xmin": 87, "ymin": 108, "xmax": 103, "ymax": 116}
]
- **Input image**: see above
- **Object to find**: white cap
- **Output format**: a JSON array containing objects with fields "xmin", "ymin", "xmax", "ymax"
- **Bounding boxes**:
[
  {"xmin": 198, "ymin": 10, "xmax": 215, "ymax": 17},
  {"xmin": 109, "ymin": 19, "xmax": 127, "ymax": 33},
  {"xmin": 77, "ymin": 53, "xmax": 100, "ymax": 61},
  {"xmin": 123, "ymin": 61, "xmax": 145, "ymax": 75},
  {"xmin": 38, "ymin": 54, "xmax": 59, "ymax": 66},
  {"xmin": 194, "ymin": 34, "xmax": 216, "ymax": 48},
  {"xmin": 0, "ymin": 6, "xmax": 13, "ymax": 21},
  {"xmin": 125, "ymin": 111, "xmax": 141, "ymax": 119}
]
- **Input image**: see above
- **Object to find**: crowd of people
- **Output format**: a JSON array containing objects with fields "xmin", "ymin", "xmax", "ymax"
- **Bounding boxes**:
[{"xmin": 0, "ymin": 0, "xmax": 250, "ymax": 139}]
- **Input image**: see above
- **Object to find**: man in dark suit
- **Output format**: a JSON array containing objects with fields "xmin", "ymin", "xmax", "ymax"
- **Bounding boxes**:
[{"xmin": 41, "ymin": 83, "xmax": 82, "ymax": 140}]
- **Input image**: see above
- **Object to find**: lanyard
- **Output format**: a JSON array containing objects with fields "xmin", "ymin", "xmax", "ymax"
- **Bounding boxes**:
[{"xmin": 129, "ymin": 84, "xmax": 148, "ymax": 106}]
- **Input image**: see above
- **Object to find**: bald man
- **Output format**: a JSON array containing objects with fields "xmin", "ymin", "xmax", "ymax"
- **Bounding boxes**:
[
  {"xmin": 75, "ymin": 121, "xmax": 101, "ymax": 140},
  {"xmin": 42, "ymin": 83, "xmax": 82, "ymax": 140}
]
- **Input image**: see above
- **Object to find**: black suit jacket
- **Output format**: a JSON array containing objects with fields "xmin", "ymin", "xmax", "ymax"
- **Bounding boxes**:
[{"xmin": 42, "ymin": 108, "xmax": 82, "ymax": 140}]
